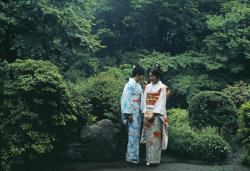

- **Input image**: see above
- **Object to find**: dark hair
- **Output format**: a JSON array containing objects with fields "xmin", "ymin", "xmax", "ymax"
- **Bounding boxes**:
[
  {"xmin": 132, "ymin": 64, "xmax": 146, "ymax": 77},
  {"xmin": 150, "ymin": 64, "xmax": 162, "ymax": 80}
]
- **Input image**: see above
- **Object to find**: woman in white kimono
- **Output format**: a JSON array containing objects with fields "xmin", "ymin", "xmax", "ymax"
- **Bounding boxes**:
[
  {"xmin": 121, "ymin": 64, "xmax": 145, "ymax": 164},
  {"xmin": 141, "ymin": 64, "xmax": 168, "ymax": 166}
]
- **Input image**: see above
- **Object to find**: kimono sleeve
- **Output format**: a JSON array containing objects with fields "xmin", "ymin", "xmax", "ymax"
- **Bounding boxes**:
[
  {"xmin": 121, "ymin": 83, "xmax": 134, "ymax": 115},
  {"xmin": 152, "ymin": 86, "xmax": 167, "ymax": 115},
  {"xmin": 142, "ymin": 86, "xmax": 148, "ymax": 114}
]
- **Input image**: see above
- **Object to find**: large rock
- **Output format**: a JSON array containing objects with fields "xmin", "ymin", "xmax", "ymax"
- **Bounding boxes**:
[{"xmin": 63, "ymin": 119, "xmax": 120, "ymax": 162}]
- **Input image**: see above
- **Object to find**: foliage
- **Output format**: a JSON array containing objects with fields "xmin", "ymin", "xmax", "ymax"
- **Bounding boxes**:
[
  {"xmin": 195, "ymin": 126, "xmax": 232, "ymax": 162},
  {"xmin": 167, "ymin": 108, "xmax": 190, "ymax": 126},
  {"xmin": 222, "ymin": 81, "xmax": 250, "ymax": 109},
  {"xmin": 238, "ymin": 102, "xmax": 250, "ymax": 165},
  {"xmin": 117, "ymin": 49, "xmax": 151, "ymax": 65},
  {"xmin": 0, "ymin": 59, "xmax": 90, "ymax": 170},
  {"xmin": 168, "ymin": 108, "xmax": 231, "ymax": 162},
  {"xmin": 1, "ymin": 0, "xmax": 249, "ymax": 168},
  {"xmin": 203, "ymin": 1, "xmax": 250, "ymax": 78},
  {"xmin": 188, "ymin": 91, "xmax": 238, "ymax": 140},
  {"xmin": 0, "ymin": 0, "xmax": 102, "ymax": 69},
  {"xmin": 92, "ymin": 0, "xmax": 232, "ymax": 56},
  {"xmin": 139, "ymin": 51, "xmax": 229, "ymax": 107},
  {"xmin": 129, "ymin": 0, "xmax": 206, "ymax": 54},
  {"xmin": 68, "ymin": 88, "xmax": 97, "ymax": 132},
  {"xmin": 0, "ymin": 60, "xmax": 8, "ymax": 99},
  {"xmin": 91, "ymin": 0, "xmax": 250, "ymax": 108},
  {"xmin": 75, "ymin": 67, "xmax": 128, "ymax": 127},
  {"xmin": 63, "ymin": 55, "xmax": 102, "ymax": 82},
  {"xmin": 1, "ymin": 0, "xmax": 250, "ymax": 111},
  {"xmin": 168, "ymin": 124, "xmax": 197, "ymax": 156},
  {"xmin": 91, "ymin": 0, "xmax": 132, "ymax": 57}
]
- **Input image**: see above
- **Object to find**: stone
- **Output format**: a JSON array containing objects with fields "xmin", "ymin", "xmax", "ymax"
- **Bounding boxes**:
[{"xmin": 63, "ymin": 119, "xmax": 119, "ymax": 162}]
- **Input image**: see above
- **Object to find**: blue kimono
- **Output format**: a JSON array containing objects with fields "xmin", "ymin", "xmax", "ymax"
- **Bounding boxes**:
[{"xmin": 121, "ymin": 78, "xmax": 143, "ymax": 162}]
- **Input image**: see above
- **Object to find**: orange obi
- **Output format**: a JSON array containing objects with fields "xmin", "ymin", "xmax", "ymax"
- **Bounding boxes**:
[{"xmin": 146, "ymin": 88, "xmax": 162, "ymax": 105}]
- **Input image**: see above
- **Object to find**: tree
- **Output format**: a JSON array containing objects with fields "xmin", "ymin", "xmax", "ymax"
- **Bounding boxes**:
[
  {"xmin": 91, "ymin": 0, "xmax": 133, "ymax": 57},
  {"xmin": 203, "ymin": 1, "xmax": 250, "ymax": 81},
  {"xmin": 139, "ymin": 51, "xmax": 228, "ymax": 107},
  {"xmin": 129, "ymin": 0, "xmax": 205, "ymax": 54},
  {"xmin": 0, "ymin": 0, "xmax": 102, "ymax": 70}
]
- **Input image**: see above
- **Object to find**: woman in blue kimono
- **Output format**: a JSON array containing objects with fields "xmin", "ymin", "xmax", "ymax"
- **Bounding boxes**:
[{"xmin": 121, "ymin": 64, "xmax": 146, "ymax": 164}]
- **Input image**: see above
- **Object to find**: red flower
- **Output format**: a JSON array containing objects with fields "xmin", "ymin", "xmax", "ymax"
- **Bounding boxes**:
[
  {"xmin": 159, "ymin": 88, "xmax": 162, "ymax": 94},
  {"xmin": 164, "ymin": 117, "xmax": 168, "ymax": 123},
  {"xmin": 153, "ymin": 131, "xmax": 160, "ymax": 138},
  {"xmin": 148, "ymin": 141, "xmax": 153, "ymax": 146}
]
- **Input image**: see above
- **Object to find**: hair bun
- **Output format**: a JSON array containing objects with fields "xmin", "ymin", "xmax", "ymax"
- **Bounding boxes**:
[
  {"xmin": 149, "ymin": 64, "xmax": 162, "ymax": 80},
  {"xmin": 132, "ymin": 64, "xmax": 146, "ymax": 77},
  {"xmin": 133, "ymin": 63, "xmax": 139, "ymax": 69},
  {"xmin": 155, "ymin": 64, "xmax": 161, "ymax": 70}
]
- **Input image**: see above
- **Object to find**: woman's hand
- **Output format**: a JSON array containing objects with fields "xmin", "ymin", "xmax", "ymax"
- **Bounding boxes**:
[
  {"xmin": 147, "ymin": 113, "xmax": 154, "ymax": 121},
  {"xmin": 144, "ymin": 113, "xmax": 154, "ymax": 121},
  {"xmin": 128, "ymin": 114, "xmax": 133, "ymax": 123}
]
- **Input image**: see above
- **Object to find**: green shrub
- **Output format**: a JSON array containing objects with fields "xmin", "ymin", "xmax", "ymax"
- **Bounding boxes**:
[
  {"xmin": 188, "ymin": 91, "xmax": 238, "ymax": 139},
  {"xmin": 168, "ymin": 108, "xmax": 195, "ymax": 155},
  {"xmin": 80, "ymin": 67, "xmax": 127, "ymax": 127},
  {"xmin": 238, "ymin": 102, "xmax": 250, "ymax": 166},
  {"xmin": 167, "ymin": 108, "xmax": 190, "ymax": 126},
  {"xmin": 168, "ymin": 108, "xmax": 231, "ymax": 162},
  {"xmin": 222, "ymin": 81, "xmax": 250, "ymax": 109},
  {"xmin": 68, "ymin": 88, "xmax": 97, "ymax": 132},
  {"xmin": 168, "ymin": 124, "xmax": 197, "ymax": 156},
  {"xmin": 0, "ymin": 59, "xmax": 88, "ymax": 170},
  {"xmin": 168, "ymin": 125, "xmax": 231, "ymax": 162},
  {"xmin": 195, "ymin": 127, "xmax": 231, "ymax": 162}
]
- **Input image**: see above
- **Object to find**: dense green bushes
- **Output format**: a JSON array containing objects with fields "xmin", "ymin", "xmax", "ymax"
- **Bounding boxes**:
[
  {"xmin": 167, "ymin": 108, "xmax": 190, "ymax": 126},
  {"xmin": 0, "ymin": 59, "xmax": 91, "ymax": 170},
  {"xmin": 168, "ymin": 125, "xmax": 197, "ymax": 156},
  {"xmin": 188, "ymin": 91, "xmax": 238, "ymax": 139},
  {"xmin": 75, "ymin": 67, "xmax": 127, "ymax": 127},
  {"xmin": 68, "ymin": 88, "xmax": 97, "ymax": 132},
  {"xmin": 238, "ymin": 102, "xmax": 250, "ymax": 165},
  {"xmin": 195, "ymin": 127, "xmax": 231, "ymax": 162},
  {"xmin": 168, "ymin": 108, "xmax": 231, "ymax": 162},
  {"xmin": 222, "ymin": 81, "xmax": 250, "ymax": 109}
]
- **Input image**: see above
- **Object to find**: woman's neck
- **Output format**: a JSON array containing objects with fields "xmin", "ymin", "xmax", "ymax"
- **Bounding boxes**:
[
  {"xmin": 133, "ymin": 77, "xmax": 139, "ymax": 82},
  {"xmin": 152, "ymin": 80, "xmax": 159, "ymax": 85}
]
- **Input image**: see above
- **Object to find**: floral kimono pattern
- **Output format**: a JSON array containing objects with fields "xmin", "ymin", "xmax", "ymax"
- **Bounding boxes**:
[
  {"xmin": 141, "ymin": 81, "xmax": 168, "ymax": 164},
  {"xmin": 121, "ymin": 78, "xmax": 143, "ymax": 162}
]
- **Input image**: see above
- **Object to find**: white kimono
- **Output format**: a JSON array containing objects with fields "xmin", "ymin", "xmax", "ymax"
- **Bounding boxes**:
[{"xmin": 140, "ymin": 81, "xmax": 168, "ymax": 164}]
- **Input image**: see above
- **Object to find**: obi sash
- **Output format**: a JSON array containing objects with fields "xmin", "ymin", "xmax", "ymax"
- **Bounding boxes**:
[
  {"xmin": 146, "ymin": 88, "xmax": 162, "ymax": 105},
  {"xmin": 132, "ymin": 94, "xmax": 141, "ymax": 109}
]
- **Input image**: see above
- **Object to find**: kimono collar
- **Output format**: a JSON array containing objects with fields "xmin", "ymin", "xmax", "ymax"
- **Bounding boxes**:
[
  {"xmin": 129, "ymin": 78, "xmax": 137, "ymax": 84},
  {"xmin": 152, "ymin": 80, "xmax": 161, "ymax": 86}
]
